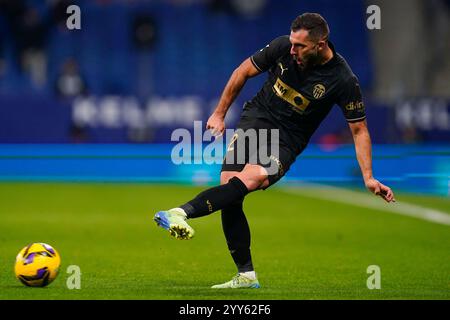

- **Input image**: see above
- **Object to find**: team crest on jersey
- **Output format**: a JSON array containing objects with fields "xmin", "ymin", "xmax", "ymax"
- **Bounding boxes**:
[{"xmin": 313, "ymin": 84, "xmax": 326, "ymax": 99}]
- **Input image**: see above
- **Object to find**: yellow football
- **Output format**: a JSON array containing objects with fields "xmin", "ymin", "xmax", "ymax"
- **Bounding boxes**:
[{"xmin": 14, "ymin": 243, "xmax": 61, "ymax": 287}]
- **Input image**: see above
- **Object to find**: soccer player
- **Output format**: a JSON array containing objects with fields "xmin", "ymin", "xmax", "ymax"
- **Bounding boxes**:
[{"xmin": 154, "ymin": 13, "xmax": 395, "ymax": 289}]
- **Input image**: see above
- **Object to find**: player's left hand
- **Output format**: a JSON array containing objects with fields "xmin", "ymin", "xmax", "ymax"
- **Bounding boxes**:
[{"xmin": 365, "ymin": 178, "xmax": 396, "ymax": 203}]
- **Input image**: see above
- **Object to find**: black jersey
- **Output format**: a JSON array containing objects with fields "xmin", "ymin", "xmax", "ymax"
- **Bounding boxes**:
[{"xmin": 243, "ymin": 35, "xmax": 366, "ymax": 154}]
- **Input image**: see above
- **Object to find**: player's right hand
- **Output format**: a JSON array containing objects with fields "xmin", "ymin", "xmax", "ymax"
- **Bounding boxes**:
[{"xmin": 206, "ymin": 113, "xmax": 225, "ymax": 137}]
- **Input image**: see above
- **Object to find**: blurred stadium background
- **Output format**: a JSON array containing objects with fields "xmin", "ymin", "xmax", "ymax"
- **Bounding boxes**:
[
  {"xmin": 0, "ymin": 0, "xmax": 449, "ymax": 194},
  {"xmin": 0, "ymin": 0, "xmax": 449, "ymax": 300}
]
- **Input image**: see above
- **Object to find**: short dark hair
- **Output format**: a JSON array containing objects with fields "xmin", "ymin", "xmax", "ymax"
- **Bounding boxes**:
[{"xmin": 291, "ymin": 13, "xmax": 329, "ymax": 42}]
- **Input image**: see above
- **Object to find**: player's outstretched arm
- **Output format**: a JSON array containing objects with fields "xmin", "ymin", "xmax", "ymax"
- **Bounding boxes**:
[
  {"xmin": 348, "ymin": 120, "xmax": 396, "ymax": 203},
  {"xmin": 207, "ymin": 58, "xmax": 261, "ymax": 136}
]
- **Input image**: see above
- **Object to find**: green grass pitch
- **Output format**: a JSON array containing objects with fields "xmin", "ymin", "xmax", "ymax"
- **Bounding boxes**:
[{"xmin": 0, "ymin": 183, "xmax": 449, "ymax": 300}]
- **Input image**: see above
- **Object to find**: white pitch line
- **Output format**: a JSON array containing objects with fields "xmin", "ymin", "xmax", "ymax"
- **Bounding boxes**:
[{"xmin": 281, "ymin": 184, "xmax": 450, "ymax": 226}]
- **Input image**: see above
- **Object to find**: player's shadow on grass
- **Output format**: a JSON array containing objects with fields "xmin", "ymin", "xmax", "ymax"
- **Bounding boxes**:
[{"xmin": 154, "ymin": 279, "xmax": 268, "ymax": 298}]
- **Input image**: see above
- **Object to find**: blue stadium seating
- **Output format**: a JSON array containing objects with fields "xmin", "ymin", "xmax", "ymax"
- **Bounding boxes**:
[{"xmin": 0, "ymin": 0, "xmax": 373, "ymax": 98}]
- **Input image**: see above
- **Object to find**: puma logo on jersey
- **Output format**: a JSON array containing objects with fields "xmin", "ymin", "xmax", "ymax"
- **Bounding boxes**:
[{"xmin": 278, "ymin": 62, "xmax": 288, "ymax": 75}]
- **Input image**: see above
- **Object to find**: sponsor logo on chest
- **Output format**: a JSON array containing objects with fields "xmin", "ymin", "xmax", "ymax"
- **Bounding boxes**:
[{"xmin": 273, "ymin": 78, "xmax": 310, "ymax": 112}]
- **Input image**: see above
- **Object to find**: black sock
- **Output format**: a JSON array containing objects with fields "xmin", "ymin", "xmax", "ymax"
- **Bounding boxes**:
[
  {"xmin": 221, "ymin": 198, "xmax": 254, "ymax": 273},
  {"xmin": 180, "ymin": 177, "xmax": 249, "ymax": 219}
]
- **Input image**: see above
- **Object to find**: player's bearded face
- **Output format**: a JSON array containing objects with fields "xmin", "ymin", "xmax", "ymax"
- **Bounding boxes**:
[
  {"xmin": 298, "ymin": 45, "xmax": 320, "ymax": 68},
  {"xmin": 289, "ymin": 30, "xmax": 321, "ymax": 68}
]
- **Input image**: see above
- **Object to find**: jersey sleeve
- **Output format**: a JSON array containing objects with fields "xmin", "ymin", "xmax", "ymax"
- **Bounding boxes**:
[
  {"xmin": 250, "ymin": 36, "xmax": 290, "ymax": 72},
  {"xmin": 337, "ymin": 75, "xmax": 366, "ymax": 123}
]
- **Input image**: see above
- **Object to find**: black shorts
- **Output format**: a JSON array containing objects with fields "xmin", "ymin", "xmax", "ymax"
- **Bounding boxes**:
[{"xmin": 221, "ymin": 116, "xmax": 297, "ymax": 189}]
